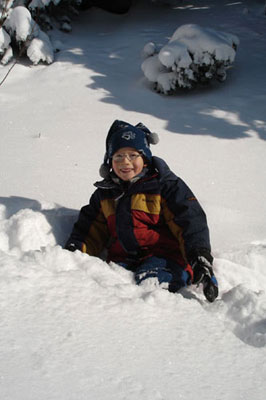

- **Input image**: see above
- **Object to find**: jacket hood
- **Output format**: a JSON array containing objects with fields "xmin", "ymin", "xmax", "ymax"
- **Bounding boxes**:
[{"xmin": 152, "ymin": 156, "xmax": 178, "ymax": 182}]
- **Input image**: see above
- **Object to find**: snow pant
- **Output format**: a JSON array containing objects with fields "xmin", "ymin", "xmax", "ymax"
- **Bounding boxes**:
[{"xmin": 119, "ymin": 256, "xmax": 190, "ymax": 292}]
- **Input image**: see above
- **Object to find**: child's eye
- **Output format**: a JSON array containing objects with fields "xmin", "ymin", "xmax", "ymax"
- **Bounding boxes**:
[
  {"xmin": 129, "ymin": 154, "xmax": 140, "ymax": 160},
  {"xmin": 113, "ymin": 153, "xmax": 140, "ymax": 162},
  {"xmin": 113, "ymin": 154, "xmax": 124, "ymax": 162}
]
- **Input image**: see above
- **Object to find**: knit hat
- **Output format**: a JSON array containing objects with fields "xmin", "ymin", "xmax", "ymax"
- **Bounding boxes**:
[{"xmin": 99, "ymin": 120, "xmax": 159, "ymax": 178}]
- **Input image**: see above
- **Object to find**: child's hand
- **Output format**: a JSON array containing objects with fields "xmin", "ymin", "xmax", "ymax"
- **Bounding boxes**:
[
  {"xmin": 191, "ymin": 256, "xmax": 218, "ymax": 302},
  {"xmin": 202, "ymin": 274, "xmax": 219, "ymax": 303}
]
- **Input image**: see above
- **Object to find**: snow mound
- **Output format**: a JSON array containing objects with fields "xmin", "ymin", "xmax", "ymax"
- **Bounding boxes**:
[
  {"xmin": 223, "ymin": 285, "xmax": 266, "ymax": 348},
  {"xmin": 0, "ymin": 197, "xmax": 266, "ymax": 351},
  {"xmin": 0, "ymin": 197, "xmax": 77, "ymax": 255},
  {"xmin": 0, "ymin": 190, "xmax": 266, "ymax": 398},
  {"xmin": 141, "ymin": 24, "xmax": 239, "ymax": 94}
]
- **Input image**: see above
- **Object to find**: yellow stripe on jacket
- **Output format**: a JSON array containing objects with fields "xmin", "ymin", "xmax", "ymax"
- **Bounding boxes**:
[{"xmin": 131, "ymin": 193, "xmax": 161, "ymax": 214}]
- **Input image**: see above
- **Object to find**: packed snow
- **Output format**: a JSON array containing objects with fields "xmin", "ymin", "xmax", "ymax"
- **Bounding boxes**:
[{"xmin": 0, "ymin": 1, "xmax": 266, "ymax": 399}]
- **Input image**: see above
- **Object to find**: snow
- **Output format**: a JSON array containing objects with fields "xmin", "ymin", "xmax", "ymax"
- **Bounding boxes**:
[
  {"xmin": 0, "ymin": 1, "xmax": 266, "ymax": 399},
  {"xmin": 169, "ymin": 24, "xmax": 239, "ymax": 62},
  {"xmin": 0, "ymin": 44, "xmax": 13, "ymax": 65},
  {"xmin": 0, "ymin": 26, "xmax": 11, "ymax": 53},
  {"xmin": 27, "ymin": 30, "xmax": 54, "ymax": 64},
  {"xmin": 4, "ymin": 5, "xmax": 34, "ymax": 42}
]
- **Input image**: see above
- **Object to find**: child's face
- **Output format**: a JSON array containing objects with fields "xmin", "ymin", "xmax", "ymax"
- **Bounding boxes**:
[{"xmin": 112, "ymin": 147, "xmax": 146, "ymax": 181}]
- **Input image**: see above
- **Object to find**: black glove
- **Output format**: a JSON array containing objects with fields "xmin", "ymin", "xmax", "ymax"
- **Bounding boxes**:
[
  {"xmin": 65, "ymin": 239, "xmax": 86, "ymax": 253},
  {"xmin": 192, "ymin": 256, "xmax": 218, "ymax": 302}
]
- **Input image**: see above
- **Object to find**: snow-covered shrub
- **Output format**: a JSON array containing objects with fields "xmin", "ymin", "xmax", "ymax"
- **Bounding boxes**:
[
  {"xmin": 1, "ymin": 5, "xmax": 54, "ymax": 64},
  {"xmin": 0, "ymin": 0, "xmax": 81, "ymax": 65},
  {"xmin": 0, "ymin": 0, "xmax": 132, "ymax": 66},
  {"xmin": 141, "ymin": 24, "xmax": 239, "ymax": 94}
]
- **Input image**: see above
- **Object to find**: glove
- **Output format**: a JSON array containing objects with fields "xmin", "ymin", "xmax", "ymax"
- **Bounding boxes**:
[
  {"xmin": 65, "ymin": 239, "xmax": 86, "ymax": 253},
  {"xmin": 191, "ymin": 256, "xmax": 218, "ymax": 302}
]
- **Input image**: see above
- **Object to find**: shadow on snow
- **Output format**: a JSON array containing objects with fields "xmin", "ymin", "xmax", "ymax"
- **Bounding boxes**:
[{"xmin": 55, "ymin": 1, "xmax": 266, "ymax": 140}]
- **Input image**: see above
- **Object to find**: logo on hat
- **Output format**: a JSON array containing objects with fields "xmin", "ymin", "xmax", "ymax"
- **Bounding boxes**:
[{"xmin": 121, "ymin": 131, "xmax": 136, "ymax": 141}]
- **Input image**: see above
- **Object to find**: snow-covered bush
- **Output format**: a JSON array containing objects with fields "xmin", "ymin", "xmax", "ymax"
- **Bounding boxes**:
[
  {"xmin": 1, "ymin": 5, "xmax": 54, "ymax": 64},
  {"xmin": 1, "ymin": 1, "xmax": 15, "ymax": 64},
  {"xmin": 0, "ymin": 0, "xmax": 81, "ymax": 65},
  {"xmin": 0, "ymin": 0, "xmax": 132, "ymax": 66},
  {"xmin": 141, "ymin": 24, "xmax": 239, "ymax": 94}
]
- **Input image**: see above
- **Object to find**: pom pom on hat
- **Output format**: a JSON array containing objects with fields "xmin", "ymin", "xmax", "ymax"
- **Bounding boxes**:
[
  {"xmin": 135, "ymin": 122, "xmax": 159, "ymax": 145},
  {"xmin": 99, "ymin": 120, "xmax": 159, "ymax": 178}
]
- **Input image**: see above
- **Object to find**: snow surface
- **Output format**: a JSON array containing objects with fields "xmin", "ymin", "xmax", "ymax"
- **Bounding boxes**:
[{"xmin": 0, "ymin": 1, "xmax": 266, "ymax": 399}]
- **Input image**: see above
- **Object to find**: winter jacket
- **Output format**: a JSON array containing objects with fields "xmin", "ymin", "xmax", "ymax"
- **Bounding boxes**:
[{"xmin": 66, "ymin": 157, "xmax": 212, "ymax": 269}]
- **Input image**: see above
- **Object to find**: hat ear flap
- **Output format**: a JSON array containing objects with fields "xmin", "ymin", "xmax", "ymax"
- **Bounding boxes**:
[{"xmin": 99, "ymin": 163, "xmax": 110, "ymax": 179}]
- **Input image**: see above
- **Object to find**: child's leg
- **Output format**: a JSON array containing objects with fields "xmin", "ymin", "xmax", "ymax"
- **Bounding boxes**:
[
  {"xmin": 135, "ymin": 256, "xmax": 190, "ymax": 292},
  {"xmin": 135, "ymin": 256, "xmax": 172, "ymax": 286}
]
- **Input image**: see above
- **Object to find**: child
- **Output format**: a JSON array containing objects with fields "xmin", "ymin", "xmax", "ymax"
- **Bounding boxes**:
[{"xmin": 65, "ymin": 120, "xmax": 218, "ymax": 302}]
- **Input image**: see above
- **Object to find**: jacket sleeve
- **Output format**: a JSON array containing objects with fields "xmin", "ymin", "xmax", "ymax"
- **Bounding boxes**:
[
  {"xmin": 65, "ymin": 190, "xmax": 110, "ymax": 256},
  {"xmin": 161, "ymin": 177, "xmax": 212, "ymax": 264}
]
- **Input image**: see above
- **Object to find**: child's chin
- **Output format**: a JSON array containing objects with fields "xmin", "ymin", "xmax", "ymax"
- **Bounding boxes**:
[{"xmin": 120, "ymin": 172, "xmax": 135, "ymax": 181}]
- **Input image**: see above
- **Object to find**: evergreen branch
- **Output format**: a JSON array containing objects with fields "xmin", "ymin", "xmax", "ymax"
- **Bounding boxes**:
[{"xmin": 0, "ymin": 0, "xmax": 12, "ymax": 28}]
